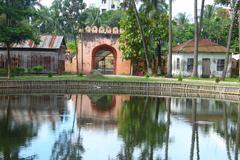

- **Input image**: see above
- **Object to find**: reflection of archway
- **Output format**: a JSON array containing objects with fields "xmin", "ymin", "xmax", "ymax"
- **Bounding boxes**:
[
  {"xmin": 92, "ymin": 44, "xmax": 117, "ymax": 75},
  {"xmin": 88, "ymin": 95, "xmax": 116, "ymax": 113}
]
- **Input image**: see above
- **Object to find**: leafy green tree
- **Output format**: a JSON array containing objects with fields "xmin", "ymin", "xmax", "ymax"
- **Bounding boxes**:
[
  {"xmin": 141, "ymin": 0, "xmax": 168, "ymax": 75},
  {"xmin": 52, "ymin": 0, "xmax": 87, "ymax": 73},
  {"xmin": 0, "ymin": 0, "xmax": 40, "ymax": 79},
  {"xmin": 173, "ymin": 13, "xmax": 194, "ymax": 44},
  {"xmin": 214, "ymin": 0, "xmax": 240, "ymax": 80},
  {"xmin": 32, "ymin": 6, "xmax": 55, "ymax": 34},
  {"xmin": 174, "ymin": 13, "xmax": 190, "ymax": 26},
  {"xmin": 131, "ymin": 0, "xmax": 153, "ymax": 75},
  {"xmin": 67, "ymin": 41, "xmax": 77, "ymax": 55},
  {"xmin": 119, "ymin": 0, "xmax": 168, "ymax": 75},
  {"xmin": 202, "ymin": 6, "xmax": 230, "ymax": 46},
  {"xmin": 84, "ymin": 7, "xmax": 102, "ymax": 27},
  {"xmin": 101, "ymin": 10, "xmax": 126, "ymax": 27}
]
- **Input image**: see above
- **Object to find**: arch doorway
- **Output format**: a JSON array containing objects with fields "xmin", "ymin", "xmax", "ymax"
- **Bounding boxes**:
[{"xmin": 92, "ymin": 44, "xmax": 117, "ymax": 75}]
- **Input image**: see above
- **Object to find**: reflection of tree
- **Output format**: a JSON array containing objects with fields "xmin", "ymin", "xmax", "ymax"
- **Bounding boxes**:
[
  {"xmin": 88, "ymin": 95, "xmax": 114, "ymax": 111},
  {"xmin": 50, "ymin": 95, "xmax": 84, "ymax": 160},
  {"xmin": 224, "ymin": 103, "xmax": 232, "ymax": 160},
  {"xmin": 50, "ymin": 130, "xmax": 84, "ymax": 160},
  {"xmin": 117, "ymin": 97, "xmax": 167, "ymax": 160},
  {"xmin": 189, "ymin": 99, "xmax": 200, "ymax": 160},
  {"xmin": 213, "ymin": 101, "xmax": 240, "ymax": 160},
  {"xmin": 165, "ymin": 97, "xmax": 171, "ymax": 160},
  {"xmin": 0, "ymin": 96, "xmax": 38, "ymax": 159},
  {"xmin": 235, "ymin": 105, "xmax": 240, "ymax": 160}
]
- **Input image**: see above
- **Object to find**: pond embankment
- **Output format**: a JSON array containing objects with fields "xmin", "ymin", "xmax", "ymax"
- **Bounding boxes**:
[{"xmin": 0, "ymin": 80, "xmax": 240, "ymax": 101}]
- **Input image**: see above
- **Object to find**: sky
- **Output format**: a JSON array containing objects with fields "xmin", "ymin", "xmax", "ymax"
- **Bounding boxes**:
[{"xmin": 40, "ymin": 0, "xmax": 215, "ymax": 18}]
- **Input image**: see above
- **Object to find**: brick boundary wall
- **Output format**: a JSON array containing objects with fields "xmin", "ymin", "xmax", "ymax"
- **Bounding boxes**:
[{"xmin": 0, "ymin": 80, "xmax": 239, "ymax": 102}]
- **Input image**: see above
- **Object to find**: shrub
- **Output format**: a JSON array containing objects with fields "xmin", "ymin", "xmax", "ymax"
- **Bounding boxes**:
[
  {"xmin": 178, "ymin": 75, "xmax": 183, "ymax": 81},
  {"xmin": 32, "ymin": 65, "xmax": 44, "ymax": 73},
  {"xmin": 11, "ymin": 67, "xmax": 25, "ymax": 76},
  {"xmin": 78, "ymin": 72, "xmax": 84, "ymax": 77},
  {"xmin": 48, "ymin": 72, "xmax": 53, "ymax": 78},
  {"xmin": 144, "ymin": 74, "xmax": 150, "ymax": 79},
  {"xmin": 215, "ymin": 77, "xmax": 220, "ymax": 83},
  {"xmin": 0, "ymin": 68, "xmax": 7, "ymax": 77}
]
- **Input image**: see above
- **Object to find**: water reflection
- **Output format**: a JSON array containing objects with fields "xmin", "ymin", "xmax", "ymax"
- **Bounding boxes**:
[{"xmin": 0, "ymin": 94, "xmax": 239, "ymax": 159}]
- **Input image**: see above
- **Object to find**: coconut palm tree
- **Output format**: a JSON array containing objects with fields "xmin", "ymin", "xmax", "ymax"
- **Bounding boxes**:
[
  {"xmin": 84, "ymin": 7, "xmax": 102, "ymax": 27},
  {"xmin": 131, "ymin": 0, "xmax": 153, "ymax": 75},
  {"xmin": 192, "ymin": 0, "xmax": 199, "ymax": 77},
  {"xmin": 175, "ymin": 13, "xmax": 190, "ymax": 26},
  {"xmin": 220, "ymin": 0, "xmax": 239, "ymax": 80},
  {"xmin": 167, "ymin": 0, "xmax": 173, "ymax": 78},
  {"xmin": 199, "ymin": 0, "xmax": 205, "ymax": 37}
]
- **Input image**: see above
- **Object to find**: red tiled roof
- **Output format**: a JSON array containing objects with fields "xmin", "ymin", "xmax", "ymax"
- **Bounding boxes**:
[{"xmin": 172, "ymin": 39, "xmax": 227, "ymax": 53}]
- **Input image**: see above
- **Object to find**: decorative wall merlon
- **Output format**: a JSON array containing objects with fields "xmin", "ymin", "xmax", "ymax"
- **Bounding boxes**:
[{"xmin": 84, "ymin": 26, "xmax": 122, "ymax": 34}]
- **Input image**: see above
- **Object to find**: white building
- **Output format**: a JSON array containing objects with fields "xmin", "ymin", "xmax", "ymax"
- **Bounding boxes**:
[
  {"xmin": 172, "ymin": 39, "xmax": 231, "ymax": 78},
  {"xmin": 87, "ymin": 0, "xmax": 122, "ymax": 13}
]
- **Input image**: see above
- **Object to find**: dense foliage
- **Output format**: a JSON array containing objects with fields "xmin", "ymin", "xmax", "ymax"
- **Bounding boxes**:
[
  {"xmin": 119, "ymin": 0, "xmax": 168, "ymax": 75},
  {"xmin": 0, "ymin": 0, "xmax": 40, "ymax": 78}
]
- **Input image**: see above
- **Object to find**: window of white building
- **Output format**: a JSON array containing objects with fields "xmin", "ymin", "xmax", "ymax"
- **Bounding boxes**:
[
  {"xmin": 217, "ymin": 59, "xmax": 225, "ymax": 71},
  {"xmin": 187, "ymin": 58, "xmax": 193, "ymax": 72},
  {"xmin": 177, "ymin": 58, "xmax": 180, "ymax": 70}
]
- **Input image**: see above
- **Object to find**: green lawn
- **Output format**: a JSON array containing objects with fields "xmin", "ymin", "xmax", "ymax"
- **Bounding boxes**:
[{"xmin": 1, "ymin": 74, "xmax": 239, "ymax": 87}]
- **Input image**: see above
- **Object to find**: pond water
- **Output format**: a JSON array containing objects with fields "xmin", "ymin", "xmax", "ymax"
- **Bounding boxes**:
[{"xmin": 0, "ymin": 94, "xmax": 239, "ymax": 160}]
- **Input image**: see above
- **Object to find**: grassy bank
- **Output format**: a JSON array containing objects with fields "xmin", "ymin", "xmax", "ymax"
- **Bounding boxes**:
[{"xmin": 0, "ymin": 74, "xmax": 238, "ymax": 87}]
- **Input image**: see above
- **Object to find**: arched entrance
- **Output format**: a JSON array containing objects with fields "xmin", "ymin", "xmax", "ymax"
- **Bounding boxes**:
[{"xmin": 92, "ymin": 44, "xmax": 117, "ymax": 75}]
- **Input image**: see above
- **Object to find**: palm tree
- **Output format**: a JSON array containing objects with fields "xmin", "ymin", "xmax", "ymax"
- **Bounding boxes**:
[
  {"xmin": 238, "ymin": 12, "xmax": 240, "ymax": 77},
  {"xmin": 131, "ymin": 0, "xmax": 152, "ymax": 75},
  {"xmin": 140, "ymin": 0, "xmax": 168, "ymax": 75},
  {"xmin": 199, "ymin": 0, "xmax": 205, "ymax": 37},
  {"xmin": 167, "ymin": 0, "xmax": 173, "ymax": 78},
  {"xmin": 221, "ymin": 1, "xmax": 239, "ymax": 80},
  {"xmin": 175, "ymin": 13, "xmax": 190, "ymax": 26},
  {"xmin": 192, "ymin": 0, "xmax": 199, "ymax": 77},
  {"xmin": 84, "ymin": 7, "xmax": 102, "ymax": 27},
  {"xmin": 203, "ymin": 4, "xmax": 216, "ymax": 20}
]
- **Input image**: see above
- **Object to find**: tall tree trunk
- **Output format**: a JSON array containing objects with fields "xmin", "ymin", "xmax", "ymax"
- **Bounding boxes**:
[
  {"xmin": 167, "ymin": 0, "xmax": 173, "ymax": 78},
  {"xmin": 81, "ymin": 28, "xmax": 84, "ymax": 73},
  {"xmin": 72, "ymin": 94, "xmax": 78, "ymax": 133},
  {"xmin": 165, "ymin": 97, "xmax": 171, "ymax": 160},
  {"xmin": 157, "ymin": 42, "xmax": 162, "ymax": 75},
  {"xmin": 131, "ymin": 0, "xmax": 152, "ymax": 75},
  {"xmin": 221, "ymin": 2, "xmax": 239, "ymax": 80},
  {"xmin": 7, "ymin": 43, "xmax": 11, "ymax": 79},
  {"xmin": 74, "ymin": 35, "xmax": 79, "ymax": 74},
  {"xmin": 130, "ymin": 61, "xmax": 134, "ymax": 76},
  {"xmin": 198, "ymin": 0, "xmax": 205, "ymax": 37},
  {"xmin": 192, "ymin": 0, "xmax": 199, "ymax": 77},
  {"xmin": 235, "ymin": 105, "xmax": 240, "ymax": 160},
  {"xmin": 155, "ymin": 98, "xmax": 160, "ymax": 121},
  {"xmin": 190, "ymin": 99, "xmax": 197, "ymax": 160},
  {"xmin": 239, "ymin": 15, "xmax": 240, "ymax": 77},
  {"xmin": 224, "ymin": 104, "xmax": 232, "ymax": 160}
]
